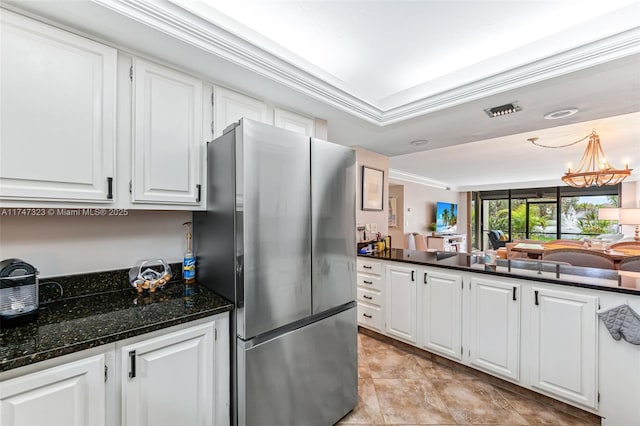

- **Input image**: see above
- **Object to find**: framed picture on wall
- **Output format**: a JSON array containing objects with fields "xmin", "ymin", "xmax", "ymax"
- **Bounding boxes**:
[
  {"xmin": 388, "ymin": 196, "xmax": 397, "ymax": 227},
  {"xmin": 362, "ymin": 166, "xmax": 384, "ymax": 211}
]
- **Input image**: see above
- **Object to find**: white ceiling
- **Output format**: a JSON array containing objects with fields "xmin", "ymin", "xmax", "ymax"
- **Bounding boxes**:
[
  {"xmin": 184, "ymin": 0, "xmax": 638, "ymax": 107},
  {"xmin": 6, "ymin": 0, "xmax": 639, "ymax": 190}
]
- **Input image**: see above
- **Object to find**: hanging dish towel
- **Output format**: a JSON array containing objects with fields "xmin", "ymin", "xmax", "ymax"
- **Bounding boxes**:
[{"xmin": 598, "ymin": 304, "xmax": 640, "ymax": 345}]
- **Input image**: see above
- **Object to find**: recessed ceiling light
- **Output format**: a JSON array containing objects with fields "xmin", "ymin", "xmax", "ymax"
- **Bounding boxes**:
[
  {"xmin": 484, "ymin": 101, "xmax": 522, "ymax": 118},
  {"xmin": 410, "ymin": 139, "xmax": 429, "ymax": 146},
  {"xmin": 543, "ymin": 108, "xmax": 579, "ymax": 120}
]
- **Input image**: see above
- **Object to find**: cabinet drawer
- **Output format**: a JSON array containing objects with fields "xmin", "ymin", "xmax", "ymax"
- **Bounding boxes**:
[
  {"xmin": 357, "ymin": 303, "xmax": 382, "ymax": 331},
  {"xmin": 357, "ymin": 259, "xmax": 382, "ymax": 275},
  {"xmin": 357, "ymin": 274, "xmax": 383, "ymax": 292},
  {"xmin": 357, "ymin": 287, "xmax": 382, "ymax": 306}
]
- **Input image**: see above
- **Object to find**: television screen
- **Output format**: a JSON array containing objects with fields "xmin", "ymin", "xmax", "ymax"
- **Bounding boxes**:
[{"xmin": 435, "ymin": 202, "xmax": 458, "ymax": 233}]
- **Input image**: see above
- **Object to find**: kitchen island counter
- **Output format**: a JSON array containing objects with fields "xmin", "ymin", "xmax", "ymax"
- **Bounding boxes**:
[{"xmin": 360, "ymin": 248, "xmax": 640, "ymax": 295}]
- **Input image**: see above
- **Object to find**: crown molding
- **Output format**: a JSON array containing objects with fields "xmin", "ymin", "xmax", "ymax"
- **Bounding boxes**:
[
  {"xmin": 389, "ymin": 169, "xmax": 453, "ymax": 191},
  {"xmin": 94, "ymin": 0, "xmax": 640, "ymax": 126}
]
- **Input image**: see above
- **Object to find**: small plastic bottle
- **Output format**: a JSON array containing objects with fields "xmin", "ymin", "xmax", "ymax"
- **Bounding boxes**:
[{"xmin": 182, "ymin": 221, "xmax": 196, "ymax": 284}]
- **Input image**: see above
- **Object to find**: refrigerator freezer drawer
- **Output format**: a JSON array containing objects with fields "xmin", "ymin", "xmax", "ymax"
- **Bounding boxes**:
[
  {"xmin": 238, "ymin": 307, "xmax": 357, "ymax": 426},
  {"xmin": 357, "ymin": 302, "xmax": 383, "ymax": 331}
]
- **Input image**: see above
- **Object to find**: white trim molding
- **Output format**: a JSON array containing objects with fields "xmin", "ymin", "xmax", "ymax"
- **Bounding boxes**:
[
  {"xmin": 389, "ymin": 169, "xmax": 452, "ymax": 191},
  {"xmin": 94, "ymin": 0, "xmax": 640, "ymax": 126}
]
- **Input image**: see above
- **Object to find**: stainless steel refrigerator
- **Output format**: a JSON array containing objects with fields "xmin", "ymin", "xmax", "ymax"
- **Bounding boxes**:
[{"xmin": 194, "ymin": 118, "xmax": 357, "ymax": 426}]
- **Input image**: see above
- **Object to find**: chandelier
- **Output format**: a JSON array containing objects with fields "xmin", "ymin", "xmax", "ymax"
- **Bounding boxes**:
[{"xmin": 560, "ymin": 131, "xmax": 631, "ymax": 188}]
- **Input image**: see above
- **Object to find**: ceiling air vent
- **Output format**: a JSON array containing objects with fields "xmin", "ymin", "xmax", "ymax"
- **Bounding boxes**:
[{"xmin": 484, "ymin": 101, "xmax": 521, "ymax": 118}]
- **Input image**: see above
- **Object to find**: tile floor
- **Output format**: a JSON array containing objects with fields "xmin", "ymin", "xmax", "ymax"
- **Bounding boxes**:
[{"xmin": 337, "ymin": 332, "xmax": 600, "ymax": 425}]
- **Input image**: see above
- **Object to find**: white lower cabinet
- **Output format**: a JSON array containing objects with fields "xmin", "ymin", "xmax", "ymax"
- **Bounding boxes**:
[
  {"xmin": 120, "ymin": 321, "xmax": 215, "ymax": 426},
  {"xmin": 0, "ymin": 355, "xmax": 106, "ymax": 426},
  {"xmin": 386, "ymin": 264, "xmax": 417, "ymax": 343},
  {"xmin": 357, "ymin": 259, "xmax": 384, "ymax": 332},
  {"xmin": 469, "ymin": 277, "xmax": 520, "ymax": 381},
  {"xmin": 0, "ymin": 314, "xmax": 229, "ymax": 426},
  {"xmin": 529, "ymin": 286, "xmax": 598, "ymax": 409},
  {"xmin": 419, "ymin": 268, "xmax": 462, "ymax": 360}
]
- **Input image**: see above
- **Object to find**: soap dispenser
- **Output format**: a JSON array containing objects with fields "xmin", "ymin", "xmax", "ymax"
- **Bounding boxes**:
[{"xmin": 182, "ymin": 221, "xmax": 196, "ymax": 284}]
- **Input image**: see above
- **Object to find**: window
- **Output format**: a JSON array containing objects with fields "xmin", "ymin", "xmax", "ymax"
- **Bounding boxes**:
[{"xmin": 473, "ymin": 184, "xmax": 620, "ymax": 249}]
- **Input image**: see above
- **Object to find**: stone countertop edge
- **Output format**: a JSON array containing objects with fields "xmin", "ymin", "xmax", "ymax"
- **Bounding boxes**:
[
  {"xmin": 359, "ymin": 249, "xmax": 640, "ymax": 296},
  {"xmin": 0, "ymin": 282, "xmax": 233, "ymax": 373}
]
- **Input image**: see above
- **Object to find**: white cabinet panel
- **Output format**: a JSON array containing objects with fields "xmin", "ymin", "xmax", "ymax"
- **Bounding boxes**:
[
  {"xmin": 530, "ymin": 287, "xmax": 598, "ymax": 409},
  {"xmin": 386, "ymin": 264, "xmax": 417, "ymax": 343},
  {"xmin": 420, "ymin": 269, "xmax": 462, "ymax": 360},
  {"xmin": 274, "ymin": 108, "xmax": 315, "ymax": 136},
  {"xmin": 132, "ymin": 58, "xmax": 202, "ymax": 204},
  {"xmin": 0, "ymin": 354, "xmax": 106, "ymax": 426},
  {"xmin": 120, "ymin": 321, "xmax": 215, "ymax": 426},
  {"xmin": 213, "ymin": 86, "xmax": 267, "ymax": 136},
  {"xmin": 0, "ymin": 11, "xmax": 116, "ymax": 202},
  {"xmin": 469, "ymin": 278, "xmax": 520, "ymax": 381}
]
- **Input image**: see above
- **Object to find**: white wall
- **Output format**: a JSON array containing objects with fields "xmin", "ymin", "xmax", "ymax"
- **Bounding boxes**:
[
  {"xmin": 0, "ymin": 211, "xmax": 192, "ymax": 277},
  {"xmin": 390, "ymin": 178, "xmax": 464, "ymax": 238},
  {"xmin": 388, "ymin": 184, "xmax": 405, "ymax": 248},
  {"xmin": 355, "ymin": 146, "xmax": 389, "ymax": 238}
]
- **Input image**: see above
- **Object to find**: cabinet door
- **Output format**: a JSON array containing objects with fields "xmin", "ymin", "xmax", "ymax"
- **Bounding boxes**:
[
  {"xmin": 386, "ymin": 264, "xmax": 417, "ymax": 343},
  {"xmin": 274, "ymin": 108, "xmax": 315, "ymax": 136},
  {"xmin": 132, "ymin": 58, "xmax": 202, "ymax": 204},
  {"xmin": 0, "ymin": 355, "xmax": 106, "ymax": 426},
  {"xmin": 469, "ymin": 278, "xmax": 520, "ymax": 381},
  {"xmin": 530, "ymin": 287, "xmax": 598, "ymax": 409},
  {"xmin": 213, "ymin": 86, "xmax": 268, "ymax": 136},
  {"xmin": 420, "ymin": 270, "xmax": 462, "ymax": 360},
  {"xmin": 121, "ymin": 322, "xmax": 215, "ymax": 426},
  {"xmin": 0, "ymin": 11, "xmax": 116, "ymax": 202}
]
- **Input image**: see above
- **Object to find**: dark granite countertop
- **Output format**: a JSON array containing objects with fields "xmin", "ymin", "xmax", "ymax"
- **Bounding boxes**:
[
  {"xmin": 0, "ymin": 276, "xmax": 233, "ymax": 373},
  {"xmin": 359, "ymin": 249, "xmax": 640, "ymax": 296}
]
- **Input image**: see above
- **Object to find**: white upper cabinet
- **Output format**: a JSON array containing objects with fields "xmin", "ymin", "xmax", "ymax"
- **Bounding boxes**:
[
  {"xmin": 213, "ymin": 86, "xmax": 268, "ymax": 136},
  {"xmin": 131, "ymin": 58, "xmax": 203, "ymax": 205},
  {"xmin": 0, "ymin": 11, "xmax": 116, "ymax": 202},
  {"xmin": 530, "ymin": 286, "xmax": 598, "ymax": 409},
  {"xmin": 274, "ymin": 108, "xmax": 315, "ymax": 136},
  {"xmin": 469, "ymin": 277, "xmax": 521, "ymax": 381}
]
